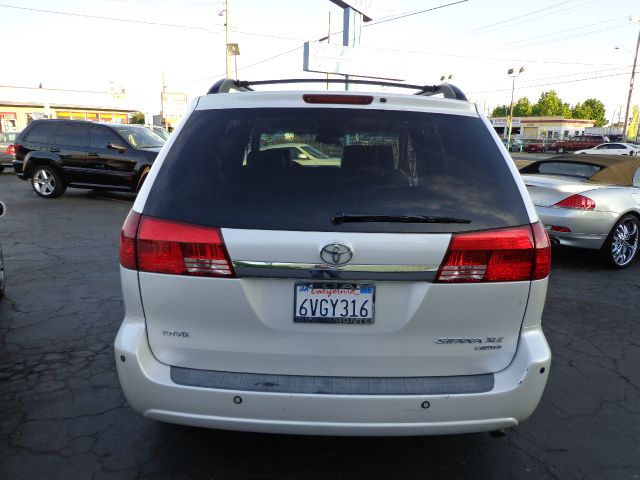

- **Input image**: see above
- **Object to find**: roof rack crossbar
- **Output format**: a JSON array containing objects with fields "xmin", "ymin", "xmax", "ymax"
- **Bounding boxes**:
[{"xmin": 206, "ymin": 78, "xmax": 467, "ymax": 101}]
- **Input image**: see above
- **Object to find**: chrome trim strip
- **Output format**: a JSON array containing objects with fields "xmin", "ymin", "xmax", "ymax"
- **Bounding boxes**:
[{"xmin": 232, "ymin": 261, "xmax": 438, "ymax": 281}]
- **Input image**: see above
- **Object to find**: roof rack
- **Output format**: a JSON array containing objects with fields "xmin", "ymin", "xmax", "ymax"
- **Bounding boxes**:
[{"xmin": 206, "ymin": 78, "xmax": 467, "ymax": 101}]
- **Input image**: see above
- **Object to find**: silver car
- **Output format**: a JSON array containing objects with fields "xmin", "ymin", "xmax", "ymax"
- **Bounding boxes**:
[
  {"xmin": 520, "ymin": 155, "xmax": 640, "ymax": 268},
  {"xmin": 0, "ymin": 131, "xmax": 18, "ymax": 173}
]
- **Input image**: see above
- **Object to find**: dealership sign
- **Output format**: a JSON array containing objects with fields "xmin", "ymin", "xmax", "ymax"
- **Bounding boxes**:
[{"xmin": 303, "ymin": 42, "xmax": 406, "ymax": 80}]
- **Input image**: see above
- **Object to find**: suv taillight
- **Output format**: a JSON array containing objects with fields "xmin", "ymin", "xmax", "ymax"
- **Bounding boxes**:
[
  {"xmin": 5, "ymin": 144, "xmax": 15, "ymax": 155},
  {"xmin": 435, "ymin": 222, "xmax": 550, "ymax": 283},
  {"xmin": 119, "ymin": 211, "xmax": 235, "ymax": 277}
]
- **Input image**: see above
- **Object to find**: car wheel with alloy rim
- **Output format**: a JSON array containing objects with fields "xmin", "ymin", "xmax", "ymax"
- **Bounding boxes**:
[
  {"xmin": 31, "ymin": 165, "xmax": 66, "ymax": 198},
  {"xmin": 602, "ymin": 214, "xmax": 639, "ymax": 268}
]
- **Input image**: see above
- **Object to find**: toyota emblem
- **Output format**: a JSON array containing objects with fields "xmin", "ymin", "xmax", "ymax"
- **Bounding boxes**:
[{"xmin": 320, "ymin": 243, "xmax": 353, "ymax": 266}]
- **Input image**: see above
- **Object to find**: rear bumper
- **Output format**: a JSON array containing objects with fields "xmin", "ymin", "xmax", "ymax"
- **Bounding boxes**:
[
  {"xmin": 114, "ymin": 318, "xmax": 551, "ymax": 436},
  {"xmin": 536, "ymin": 206, "xmax": 617, "ymax": 250}
]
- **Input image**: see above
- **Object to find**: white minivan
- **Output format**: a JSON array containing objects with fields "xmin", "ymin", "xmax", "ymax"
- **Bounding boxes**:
[{"xmin": 115, "ymin": 79, "xmax": 551, "ymax": 436}]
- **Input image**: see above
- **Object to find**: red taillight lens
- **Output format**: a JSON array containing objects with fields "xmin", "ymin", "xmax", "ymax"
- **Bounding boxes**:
[
  {"xmin": 136, "ymin": 216, "xmax": 235, "ymax": 277},
  {"xmin": 5, "ymin": 144, "xmax": 15, "ymax": 155},
  {"xmin": 302, "ymin": 94, "xmax": 373, "ymax": 105},
  {"xmin": 435, "ymin": 222, "xmax": 550, "ymax": 283},
  {"xmin": 531, "ymin": 221, "xmax": 551, "ymax": 280},
  {"xmin": 554, "ymin": 194, "xmax": 595, "ymax": 209},
  {"xmin": 120, "ymin": 210, "xmax": 141, "ymax": 270}
]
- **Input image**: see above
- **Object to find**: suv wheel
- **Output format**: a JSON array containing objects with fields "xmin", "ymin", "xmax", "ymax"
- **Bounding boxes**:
[
  {"xmin": 601, "ymin": 214, "xmax": 639, "ymax": 268},
  {"xmin": 557, "ymin": 147, "xmax": 565, "ymax": 153},
  {"xmin": 31, "ymin": 165, "xmax": 66, "ymax": 198}
]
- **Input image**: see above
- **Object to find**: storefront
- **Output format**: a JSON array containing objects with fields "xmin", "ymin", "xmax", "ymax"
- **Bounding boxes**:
[{"xmin": 0, "ymin": 85, "xmax": 139, "ymax": 132}]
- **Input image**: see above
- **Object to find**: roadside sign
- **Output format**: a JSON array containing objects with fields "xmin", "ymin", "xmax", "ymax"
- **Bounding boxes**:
[{"xmin": 303, "ymin": 42, "xmax": 406, "ymax": 81}]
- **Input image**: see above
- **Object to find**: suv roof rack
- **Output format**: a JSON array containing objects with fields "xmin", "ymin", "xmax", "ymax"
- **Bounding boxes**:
[{"xmin": 206, "ymin": 78, "xmax": 468, "ymax": 101}]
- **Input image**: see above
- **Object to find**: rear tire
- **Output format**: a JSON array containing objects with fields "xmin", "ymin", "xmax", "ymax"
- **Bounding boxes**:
[
  {"xmin": 601, "ymin": 214, "xmax": 640, "ymax": 268},
  {"xmin": 31, "ymin": 165, "xmax": 66, "ymax": 198},
  {"xmin": 557, "ymin": 147, "xmax": 565, "ymax": 153}
]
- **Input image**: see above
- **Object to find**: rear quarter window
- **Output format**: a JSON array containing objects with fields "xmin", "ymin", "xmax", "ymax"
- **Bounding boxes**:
[
  {"xmin": 144, "ymin": 108, "xmax": 530, "ymax": 234},
  {"xmin": 24, "ymin": 123, "xmax": 57, "ymax": 144}
]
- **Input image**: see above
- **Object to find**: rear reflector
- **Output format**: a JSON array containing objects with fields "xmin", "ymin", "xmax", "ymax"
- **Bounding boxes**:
[
  {"xmin": 119, "ymin": 212, "xmax": 235, "ymax": 277},
  {"xmin": 554, "ymin": 194, "xmax": 595, "ymax": 210},
  {"xmin": 303, "ymin": 94, "xmax": 373, "ymax": 105},
  {"xmin": 435, "ymin": 222, "xmax": 550, "ymax": 283}
]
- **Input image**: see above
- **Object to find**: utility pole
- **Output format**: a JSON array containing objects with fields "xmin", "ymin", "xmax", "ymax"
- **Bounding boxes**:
[
  {"xmin": 225, "ymin": 0, "xmax": 231, "ymax": 78},
  {"xmin": 622, "ymin": 16, "xmax": 640, "ymax": 140},
  {"xmin": 342, "ymin": 7, "xmax": 362, "ymax": 91}
]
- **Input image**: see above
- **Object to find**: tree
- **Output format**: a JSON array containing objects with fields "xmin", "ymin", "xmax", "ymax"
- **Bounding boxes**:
[
  {"xmin": 513, "ymin": 97, "xmax": 533, "ymax": 117},
  {"xmin": 129, "ymin": 112, "xmax": 145, "ymax": 124},
  {"xmin": 531, "ymin": 90, "xmax": 571, "ymax": 117},
  {"xmin": 571, "ymin": 98, "xmax": 607, "ymax": 127},
  {"xmin": 491, "ymin": 105, "xmax": 509, "ymax": 117}
]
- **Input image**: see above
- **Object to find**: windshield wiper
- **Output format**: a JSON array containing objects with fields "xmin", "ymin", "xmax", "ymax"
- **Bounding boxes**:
[{"xmin": 331, "ymin": 214, "xmax": 471, "ymax": 225}]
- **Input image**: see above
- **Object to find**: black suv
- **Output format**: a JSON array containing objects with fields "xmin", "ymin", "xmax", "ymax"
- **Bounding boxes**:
[{"xmin": 13, "ymin": 120, "xmax": 163, "ymax": 198}]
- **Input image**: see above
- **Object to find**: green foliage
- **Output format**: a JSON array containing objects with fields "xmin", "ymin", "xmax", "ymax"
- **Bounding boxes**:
[
  {"xmin": 129, "ymin": 112, "xmax": 145, "ymax": 124},
  {"xmin": 513, "ymin": 97, "xmax": 532, "ymax": 117},
  {"xmin": 572, "ymin": 98, "xmax": 607, "ymax": 127},
  {"xmin": 531, "ymin": 90, "xmax": 569, "ymax": 116},
  {"xmin": 491, "ymin": 105, "xmax": 509, "ymax": 117},
  {"xmin": 491, "ymin": 90, "xmax": 607, "ymax": 126}
]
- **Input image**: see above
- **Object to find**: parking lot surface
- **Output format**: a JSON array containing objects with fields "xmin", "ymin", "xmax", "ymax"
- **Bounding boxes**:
[{"xmin": 1, "ymin": 172, "xmax": 639, "ymax": 480}]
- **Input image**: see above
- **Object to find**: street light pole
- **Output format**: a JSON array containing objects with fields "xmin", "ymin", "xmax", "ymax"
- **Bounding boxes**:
[
  {"xmin": 622, "ymin": 16, "xmax": 640, "ymax": 140},
  {"xmin": 506, "ymin": 66, "xmax": 525, "ymax": 148}
]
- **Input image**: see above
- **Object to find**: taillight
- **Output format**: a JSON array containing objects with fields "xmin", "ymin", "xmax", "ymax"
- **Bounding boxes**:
[
  {"xmin": 137, "ymin": 215, "xmax": 234, "ymax": 277},
  {"xmin": 435, "ymin": 222, "xmax": 550, "ymax": 283},
  {"xmin": 302, "ymin": 94, "xmax": 373, "ymax": 105},
  {"xmin": 5, "ymin": 144, "xmax": 15, "ymax": 155},
  {"xmin": 120, "ymin": 211, "xmax": 141, "ymax": 270},
  {"xmin": 553, "ymin": 194, "xmax": 595, "ymax": 209}
]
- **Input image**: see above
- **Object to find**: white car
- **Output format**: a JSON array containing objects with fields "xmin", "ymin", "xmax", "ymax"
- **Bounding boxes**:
[
  {"xmin": 574, "ymin": 142, "xmax": 640, "ymax": 156},
  {"xmin": 115, "ymin": 78, "xmax": 551, "ymax": 436}
]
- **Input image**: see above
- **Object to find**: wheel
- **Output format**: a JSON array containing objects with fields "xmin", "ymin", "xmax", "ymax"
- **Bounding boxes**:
[
  {"xmin": 136, "ymin": 167, "xmax": 150, "ymax": 193},
  {"xmin": 557, "ymin": 147, "xmax": 565, "ymax": 153},
  {"xmin": 601, "ymin": 214, "xmax": 640, "ymax": 268},
  {"xmin": 30, "ymin": 165, "xmax": 66, "ymax": 198}
]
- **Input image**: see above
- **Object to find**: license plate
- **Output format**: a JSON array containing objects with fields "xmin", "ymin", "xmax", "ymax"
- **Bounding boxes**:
[{"xmin": 294, "ymin": 283, "xmax": 375, "ymax": 325}]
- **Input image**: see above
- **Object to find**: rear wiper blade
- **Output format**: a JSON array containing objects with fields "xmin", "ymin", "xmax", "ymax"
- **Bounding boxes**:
[{"xmin": 331, "ymin": 214, "xmax": 471, "ymax": 225}]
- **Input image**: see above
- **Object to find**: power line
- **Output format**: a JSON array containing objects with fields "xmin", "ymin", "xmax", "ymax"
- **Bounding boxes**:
[
  {"xmin": 473, "ymin": 16, "xmax": 627, "ymax": 53},
  {"xmin": 448, "ymin": 0, "xmax": 593, "ymax": 39},
  {"xmin": 363, "ymin": 0, "xmax": 469, "ymax": 27},
  {"xmin": 467, "ymin": 72, "xmax": 629, "ymax": 95},
  {"xmin": 0, "ymin": 3, "xmax": 222, "ymax": 31}
]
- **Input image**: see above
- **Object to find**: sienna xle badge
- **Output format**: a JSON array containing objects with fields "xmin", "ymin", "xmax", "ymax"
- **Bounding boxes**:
[{"xmin": 115, "ymin": 78, "xmax": 552, "ymax": 436}]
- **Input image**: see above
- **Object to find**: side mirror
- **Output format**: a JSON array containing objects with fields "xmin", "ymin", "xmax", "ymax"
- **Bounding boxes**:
[
  {"xmin": 297, "ymin": 153, "xmax": 309, "ymax": 160},
  {"xmin": 107, "ymin": 142, "xmax": 126, "ymax": 152}
]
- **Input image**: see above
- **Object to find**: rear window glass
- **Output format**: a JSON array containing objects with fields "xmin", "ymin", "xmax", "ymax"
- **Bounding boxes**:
[
  {"xmin": 144, "ymin": 108, "xmax": 529, "ymax": 233},
  {"xmin": 24, "ymin": 123, "xmax": 56, "ymax": 144},
  {"xmin": 537, "ymin": 162, "xmax": 602, "ymax": 179}
]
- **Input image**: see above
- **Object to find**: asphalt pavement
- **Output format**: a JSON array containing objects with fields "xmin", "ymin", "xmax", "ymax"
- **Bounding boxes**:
[{"xmin": 1, "ymin": 171, "xmax": 639, "ymax": 480}]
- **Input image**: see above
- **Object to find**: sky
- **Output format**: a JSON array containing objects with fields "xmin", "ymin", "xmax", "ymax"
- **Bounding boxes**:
[{"xmin": 1, "ymin": 0, "xmax": 639, "ymax": 122}]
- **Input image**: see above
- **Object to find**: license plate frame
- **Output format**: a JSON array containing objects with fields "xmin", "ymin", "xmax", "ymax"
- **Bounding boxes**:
[{"xmin": 293, "ymin": 282, "xmax": 375, "ymax": 325}]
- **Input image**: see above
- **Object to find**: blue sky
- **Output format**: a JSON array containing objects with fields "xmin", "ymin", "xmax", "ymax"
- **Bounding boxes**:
[{"xmin": 1, "ymin": 0, "xmax": 638, "ymax": 121}]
